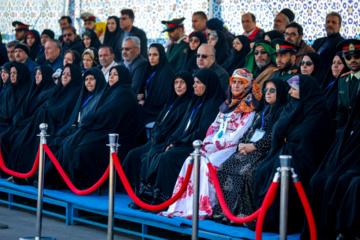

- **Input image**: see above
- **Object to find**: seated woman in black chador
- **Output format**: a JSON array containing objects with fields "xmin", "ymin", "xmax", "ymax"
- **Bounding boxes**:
[
  {"xmin": 301, "ymin": 87, "xmax": 360, "ymax": 240},
  {"xmin": 5, "ymin": 64, "xmax": 82, "ymax": 184},
  {"xmin": 123, "ymin": 71, "xmax": 194, "ymax": 197},
  {"xmin": 0, "ymin": 62, "xmax": 12, "ymax": 95},
  {"xmin": 133, "ymin": 69, "xmax": 225, "ymax": 207},
  {"xmin": 212, "ymin": 78, "xmax": 288, "ymax": 225},
  {"xmin": 1, "ymin": 65, "xmax": 55, "ymax": 165},
  {"xmin": 0, "ymin": 62, "xmax": 31, "ymax": 133},
  {"xmin": 207, "ymin": 30, "xmax": 230, "ymax": 65},
  {"xmin": 137, "ymin": 43, "xmax": 175, "ymax": 127},
  {"xmin": 182, "ymin": 31, "xmax": 206, "ymax": 74},
  {"xmin": 44, "ymin": 66, "xmax": 139, "ymax": 189},
  {"xmin": 253, "ymin": 74, "xmax": 335, "ymax": 234},
  {"xmin": 63, "ymin": 50, "xmax": 81, "ymax": 67},
  {"xmin": 221, "ymin": 35, "xmax": 251, "ymax": 76},
  {"xmin": 82, "ymin": 30, "xmax": 102, "ymax": 53},
  {"xmin": 320, "ymin": 52, "xmax": 350, "ymax": 119},
  {"xmin": 299, "ymin": 52, "xmax": 326, "ymax": 86}
]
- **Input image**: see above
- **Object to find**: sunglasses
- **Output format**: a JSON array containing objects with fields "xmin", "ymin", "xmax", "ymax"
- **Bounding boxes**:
[
  {"xmin": 120, "ymin": 47, "xmax": 135, "ymax": 51},
  {"xmin": 63, "ymin": 33, "xmax": 73, "ymax": 37},
  {"xmin": 189, "ymin": 38, "xmax": 200, "ymax": 43},
  {"xmin": 196, "ymin": 54, "xmax": 213, "ymax": 59},
  {"xmin": 254, "ymin": 50, "xmax": 267, "ymax": 55},
  {"xmin": 263, "ymin": 88, "xmax": 276, "ymax": 94},
  {"xmin": 345, "ymin": 54, "xmax": 360, "ymax": 61},
  {"xmin": 300, "ymin": 61, "xmax": 313, "ymax": 66}
]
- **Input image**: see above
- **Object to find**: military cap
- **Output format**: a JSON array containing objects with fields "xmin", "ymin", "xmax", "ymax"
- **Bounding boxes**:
[
  {"xmin": 271, "ymin": 38, "xmax": 300, "ymax": 55},
  {"xmin": 161, "ymin": 17, "xmax": 185, "ymax": 32},
  {"xmin": 337, "ymin": 39, "xmax": 360, "ymax": 57},
  {"xmin": 12, "ymin": 21, "xmax": 29, "ymax": 31},
  {"xmin": 80, "ymin": 12, "xmax": 96, "ymax": 21},
  {"xmin": 279, "ymin": 8, "xmax": 295, "ymax": 22}
]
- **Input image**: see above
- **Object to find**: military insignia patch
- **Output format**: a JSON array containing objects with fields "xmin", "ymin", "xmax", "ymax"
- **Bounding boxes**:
[
  {"xmin": 349, "ymin": 44, "xmax": 355, "ymax": 51},
  {"xmin": 276, "ymin": 44, "xmax": 280, "ymax": 51}
]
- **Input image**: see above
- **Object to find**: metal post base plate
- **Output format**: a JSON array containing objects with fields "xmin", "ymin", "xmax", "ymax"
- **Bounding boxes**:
[{"xmin": 19, "ymin": 237, "xmax": 56, "ymax": 240}]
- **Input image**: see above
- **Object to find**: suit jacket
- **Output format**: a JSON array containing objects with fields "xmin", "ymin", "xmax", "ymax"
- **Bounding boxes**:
[
  {"xmin": 126, "ymin": 54, "xmax": 148, "ymax": 94},
  {"xmin": 61, "ymin": 36, "xmax": 85, "ymax": 57},
  {"xmin": 312, "ymin": 33, "xmax": 344, "ymax": 70},
  {"xmin": 114, "ymin": 26, "xmax": 148, "ymax": 62},
  {"xmin": 255, "ymin": 63, "xmax": 276, "ymax": 89},
  {"xmin": 295, "ymin": 40, "xmax": 315, "ymax": 66},
  {"xmin": 209, "ymin": 62, "xmax": 230, "ymax": 93}
]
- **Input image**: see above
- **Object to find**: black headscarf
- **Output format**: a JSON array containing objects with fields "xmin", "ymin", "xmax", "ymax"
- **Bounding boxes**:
[
  {"xmin": 321, "ymin": 52, "xmax": 350, "ymax": 118},
  {"xmin": 252, "ymin": 78, "xmax": 288, "ymax": 134},
  {"xmin": 150, "ymin": 71, "xmax": 194, "ymax": 145},
  {"xmin": 82, "ymin": 30, "xmax": 102, "ymax": 51},
  {"xmin": 64, "ymin": 50, "xmax": 81, "ymax": 66},
  {"xmin": 182, "ymin": 31, "xmax": 206, "ymax": 74},
  {"xmin": 264, "ymin": 30, "xmax": 284, "ymax": 41},
  {"xmin": 253, "ymin": 74, "xmax": 335, "ymax": 233},
  {"xmin": 212, "ymin": 29, "xmax": 230, "ymax": 65},
  {"xmin": 221, "ymin": 35, "xmax": 251, "ymax": 75},
  {"xmin": 142, "ymin": 43, "xmax": 175, "ymax": 124},
  {"xmin": 168, "ymin": 68, "xmax": 226, "ymax": 147},
  {"xmin": 103, "ymin": 16, "xmax": 121, "ymax": 51},
  {"xmin": 14, "ymin": 65, "xmax": 55, "ymax": 124},
  {"xmin": 301, "ymin": 52, "xmax": 326, "ymax": 86},
  {"xmin": 26, "ymin": 30, "xmax": 41, "ymax": 61}
]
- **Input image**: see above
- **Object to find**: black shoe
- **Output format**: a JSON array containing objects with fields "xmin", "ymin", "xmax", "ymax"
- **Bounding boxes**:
[
  {"xmin": 128, "ymin": 202, "xmax": 141, "ymax": 210},
  {"xmin": 0, "ymin": 223, "xmax": 8, "ymax": 229}
]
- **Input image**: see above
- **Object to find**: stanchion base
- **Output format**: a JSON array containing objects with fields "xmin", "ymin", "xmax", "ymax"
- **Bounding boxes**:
[{"xmin": 19, "ymin": 237, "xmax": 56, "ymax": 240}]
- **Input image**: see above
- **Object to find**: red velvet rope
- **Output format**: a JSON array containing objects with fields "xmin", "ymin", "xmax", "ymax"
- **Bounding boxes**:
[
  {"xmin": 43, "ymin": 144, "xmax": 109, "ymax": 195},
  {"xmin": 294, "ymin": 181, "xmax": 317, "ymax": 240},
  {"xmin": 206, "ymin": 162, "xmax": 260, "ymax": 223},
  {"xmin": 0, "ymin": 143, "xmax": 40, "ymax": 178},
  {"xmin": 112, "ymin": 152, "xmax": 193, "ymax": 211},
  {"xmin": 255, "ymin": 181, "xmax": 279, "ymax": 240}
]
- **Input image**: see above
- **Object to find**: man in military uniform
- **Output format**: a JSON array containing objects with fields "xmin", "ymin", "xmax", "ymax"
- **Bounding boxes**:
[
  {"xmin": 12, "ymin": 21, "xmax": 29, "ymax": 43},
  {"xmin": 162, "ymin": 17, "xmax": 188, "ymax": 73},
  {"xmin": 271, "ymin": 39, "xmax": 300, "ymax": 81},
  {"xmin": 336, "ymin": 39, "xmax": 360, "ymax": 128},
  {"xmin": 80, "ymin": 12, "xmax": 104, "ymax": 42}
]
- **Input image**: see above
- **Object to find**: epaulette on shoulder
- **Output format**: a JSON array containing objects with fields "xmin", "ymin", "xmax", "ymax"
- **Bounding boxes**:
[
  {"xmin": 291, "ymin": 69, "xmax": 298, "ymax": 74},
  {"xmin": 340, "ymin": 71, "xmax": 351, "ymax": 78},
  {"xmin": 273, "ymin": 68, "xmax": 279, "ymax": 72}
]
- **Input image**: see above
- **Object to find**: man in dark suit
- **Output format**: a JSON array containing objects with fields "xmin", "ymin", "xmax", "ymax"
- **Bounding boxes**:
[
  {"xmin": 312, "ymin": 12, "xmax": 344, "ymax": 70},
  {"xmin": 336, "ymin": 39, "xmax": 360, "ymax": 128},
  {"xmin": 114, "ymin": 9, "xmax": 148, "ymax": 62}
]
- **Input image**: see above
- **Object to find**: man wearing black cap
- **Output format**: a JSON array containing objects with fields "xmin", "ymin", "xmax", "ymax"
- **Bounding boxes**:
[
  {"xmin": 271, "ymin": 39, "xmax": 300, "ymax": 81},
  {"xmin": 15, "ymin": 43, "xmax": 38, "ymax": 81},
  {"xmin": 162, "ymin": 17, "xmax": 188, "ymax": 73},
  {"xmin": 114, "ymin": 9, "xmax": 148, "ymax": 62},
  {"xmin": 336, "ymin": 39, "xmax": 360, "ymax": 128},
  {"xmin": 36, "ymin": 29, "xmax": 55, "ymax": 65},
  {"xmin": 312, "ymin": 12, "xmax": 344, "ymax": 70},
  {"xmin": 12, "ymin": 21, "xmax": 29, "ymax": 43},
  {"xmin": 273, "ymin": 8, "xmax": 294, "ymax": 34}
]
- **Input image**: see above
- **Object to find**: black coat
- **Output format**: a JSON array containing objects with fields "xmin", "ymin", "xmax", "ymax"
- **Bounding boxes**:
[
  {"xmin": 312, "ymin": 33, "xmax": 344, "ymax": 70},
  {"xmin": 127, "ymin": 54, "xmax": 148, "ymax": 94},
  {"xmin": 61, "ymin": 36, "xmax": 85, "ymax": 56}
]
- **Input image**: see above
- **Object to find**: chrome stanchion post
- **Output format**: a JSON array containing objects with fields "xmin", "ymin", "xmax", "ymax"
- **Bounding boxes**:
[
  {"xmin": 191, "ymin": 140, "xmax": 203, "ymax": 240},
  {"xmin": 107, "ymin": 133, "xmax": 119, "ymax": 240},
  {"xmin": 279, "ymin": 155, "xmax": 292, "ymax": 240},
  {"xmin": 20, "ymin": 123, "xmax": 55, "ymax": 240}
]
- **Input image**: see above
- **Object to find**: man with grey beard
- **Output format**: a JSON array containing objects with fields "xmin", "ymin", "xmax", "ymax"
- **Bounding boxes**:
[{"xmin": 244, "ymin": 40, "xmax": 277, "ymax": 88}]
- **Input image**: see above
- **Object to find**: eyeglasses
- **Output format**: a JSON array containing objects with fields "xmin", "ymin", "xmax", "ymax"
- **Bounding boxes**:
[
  {"xmin": 283, "ymin": 32, "xmax": 298, "ymax": 37},
  {"xmin": 63, "ymin": 33, "xmax": 73, "ymax": 37},
  {"xmin": 345, "ymin": 54, "xmax": 360, "ymax": 61},
  {"xmin": 263, "ymin": 88, "xmax": 276, "ymax": 94},
  {"xmin": 189, "ymin": 38, "xmax": 200, "ymax": 43},
  {"xmin": 120, "ymin": 47, "xmax": 135, "ymax": 51},
  {"xmin": 254, "ymin": 50, "xmax": 267, "ymax": 55},
  {"xmin": 196, "ymin": 54, "xmax": 213, "ymax": 59},
  {"xmin": 300, "ymin": 61, "xmax": 313, "ymax": 66}
]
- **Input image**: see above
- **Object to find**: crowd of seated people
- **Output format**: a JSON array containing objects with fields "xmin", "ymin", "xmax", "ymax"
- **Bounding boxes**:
[{"xmin": 1, "ymin": 7, "xmax": 360, "ymax": 239}]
